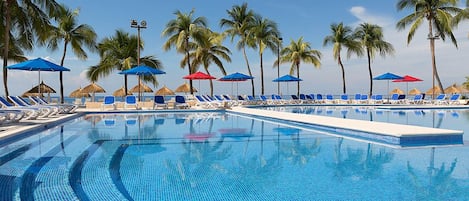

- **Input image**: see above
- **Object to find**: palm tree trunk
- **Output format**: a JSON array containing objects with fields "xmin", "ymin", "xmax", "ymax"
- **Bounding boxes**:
[
  {"xmin": 428, "ymin": 22, "xmax": 443, "ymax": 98},
  {"xmin": 242, "ymin": 46, "xmax": 255, "ymax": 97},
  {"xmin": 367, "ymin": 48, "xmax": 373, "ymax": 96},
  {"xmin": 296, "ymin": 62, "xmax": 300, "ymax": 96},
  {"xmin": 2, "ymin": 0, "xmax": 11, "ymax": 97},
  {"xmin": 260, "ymin": 52, "xmax": 264, "ymax": 95},
  {"xmin": 59, "ymin": 41, "xmax": 68, "ymax": 103},
  {"xmin": 186, "ymin": 38, "xmax": 194, "ymax": 95},
  {"xmin": 204, "ymin": 67, "xmax": 213, "ymax": 96},
  {"xmin": 124, "ymin": 75, "xmax": 128, "ymax": 95},
  {"xmin": 338, "ymin": 55, "xmax": 346, "ymax": 94}
]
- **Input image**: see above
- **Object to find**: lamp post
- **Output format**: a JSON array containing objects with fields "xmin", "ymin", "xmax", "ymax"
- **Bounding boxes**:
[
  {"xmin": 131, "ymin": 19, "xmax": 147, "ymax": 101},
  {"xmin": 277, "ymin": 37, "xmax": 282, "ymax": 95},
  {"xmin": 427, "ymin": 31, "xmax": 439, "ymax": 99}
]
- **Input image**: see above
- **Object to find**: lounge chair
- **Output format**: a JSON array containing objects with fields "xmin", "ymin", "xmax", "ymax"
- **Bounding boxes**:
[
  {"xmin": 325, "ymin": 94, "xmax": 334, "ymax": 104},
  {"xmin": 124, "ymin": 95, "xmax": 138, "ymax": 109},
  {"xmin": 408, "ymin": 94, "xmax": 424, "ymax": 104},
  {"xmin": 259, "ymin": 95, "xmax": 273, "ymax": 105},
  {"xmin": 175, "ymin": 95, "xmax": 189, "ymax": 109},
  {"xmin": 371, "ymin": 94, "xmax": 384, "ymax": 104},
  {"xmin": 431, "ymin": 94, "xmax": 446, "ymax": 105},
  {"xmin": 291, "ymin": 95, "xmax": 302, "ymax": 104},
  {"xmin": 447, "ymin": 94, "xmax": 461, "ymax": 105},
  {"xmin": 0, "ymin": 96, "xmax": 38, "ymax": 120},
  {"xmin": 30, "ymin": 96, "xmax": 78, "ymax": 113},
  {"xmin": 339, "ymin": 94, "xmax": 349, "ymax": 104},
  {"xmin": 8, "ymin": 96, "xmax": 56, "ymax": 117},
  {"xmin": 359, "ymin": 94, "xmax": 369, "ymax": 104},
  {"xmin": 316, "ymin": 94, "xmax": 324, "ymax": 103},
  {"xmin": 153, "ymin": 95, "xmax": 168, "ymax": 109},
  {"xmin": 306, "ymin": 94, "xmax": 315, "ymax": 103},
  {"xmin": 102, "ymin": 96, "xmax": 116, "ymax": 110}
]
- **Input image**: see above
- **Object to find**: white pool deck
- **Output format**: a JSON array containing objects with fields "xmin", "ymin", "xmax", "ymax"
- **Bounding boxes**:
[{"xmin": 229, "ymin": 106, "xmax": 464, "ymax": 146}]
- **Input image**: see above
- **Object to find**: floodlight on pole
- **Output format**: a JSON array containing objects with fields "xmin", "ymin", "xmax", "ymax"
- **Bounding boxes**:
[{"xmin": 131, "ymin": 19, "xmax": 147, "ymax": 101}]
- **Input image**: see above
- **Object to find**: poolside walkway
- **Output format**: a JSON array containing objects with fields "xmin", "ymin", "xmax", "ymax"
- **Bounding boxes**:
[{"xmin": 229, "ymin": 106, "xmax": 464, "ymax": 147}]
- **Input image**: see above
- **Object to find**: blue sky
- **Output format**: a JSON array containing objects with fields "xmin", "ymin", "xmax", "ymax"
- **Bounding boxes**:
[{"xmin": 5, "ymin": 0, "xmax": 469, "ymax": 97}]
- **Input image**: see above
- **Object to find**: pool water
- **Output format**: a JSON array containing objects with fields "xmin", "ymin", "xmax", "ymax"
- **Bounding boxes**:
[{"xmin": 1, "ymin": 111, "xmax": 469, "ymax": 200}]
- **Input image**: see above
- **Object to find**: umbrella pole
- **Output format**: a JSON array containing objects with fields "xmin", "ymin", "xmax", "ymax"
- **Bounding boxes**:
[
  {"xmin": 38, "ymin": 71, "xmax": 41, "ymax": 94},
  {"xmin": 138, "ymin": 76, "xmax": 141, "ymax": 101}
]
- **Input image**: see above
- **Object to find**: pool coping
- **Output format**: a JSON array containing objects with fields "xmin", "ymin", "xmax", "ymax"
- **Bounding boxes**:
[{"xmin": 229, "ymin": 106, "xmax": 464, "ymax": 147}]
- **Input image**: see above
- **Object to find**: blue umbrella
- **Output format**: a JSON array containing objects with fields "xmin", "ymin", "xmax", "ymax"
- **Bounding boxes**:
[
  {"xmin": 273, "ymin": 75, "xmax": 302, "ymax": 95},
  {"xmin": 218, "ymin": 72, "xmax": 254, "ymax": 95},
  {"xmin": 373, "ymin": 72, "xmax": 403, "ymax": 98},
  {"xmin": 7, "ymin": 58, "xmax": 70, "ymax": 94},
  {"xmin": 119, "ymin": 65, "xmax": 166, "ymax": 101}
]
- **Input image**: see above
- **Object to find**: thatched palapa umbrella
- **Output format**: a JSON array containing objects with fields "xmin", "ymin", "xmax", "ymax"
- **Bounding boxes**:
[
  {"xmin": 113, "ymin": 86, "xmax": 133, "ymax": 97},
  {"xmin": 444, "ymin": 84, "xmax": 461, "ymax": 94},
  {"xmin": 82, "ymin": 82, "xmax": 106, "ymax": 101},
  {"xmin": 175, "ymin": 82, "xmax": 197, "ymax": 94},
  {"xmin": 390, "ymin": 87, "xmax": 404, "ymax": 95},
  {"xmin": 155, "ymin": 85, "xmax": 175, "ymax": 96},
  {"xmin": 69, "ymin": 87, "xmax": 91, "ymax": 98},
  {"xmin": 130, "ymin": 82, "xmax": 153, "ymax": 93},
  {"xmin": 425, "ymin": 86, "xmax": 443, "ymax": 95},
  {"xmin": 408, "ymin": 88, "xmax": 421, "ymax": 95},
  {"xmin": 24, "ymin": 81, "xmax": 56, "ymax": 102}
]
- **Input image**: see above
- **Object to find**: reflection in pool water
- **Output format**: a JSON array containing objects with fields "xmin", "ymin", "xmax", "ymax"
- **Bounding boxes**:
[{"xmin": 0, "ymin": 111, "xmax": 468, "ymax": 200}]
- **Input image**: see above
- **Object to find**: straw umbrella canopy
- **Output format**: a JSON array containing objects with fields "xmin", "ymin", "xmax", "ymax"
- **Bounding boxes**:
[
  {"xmin": 82, "ymin": 82, "xmax": 106, "ymax": 101},
  {"xmin": 175, "ymin": 82, "xmax": 198, "ymax": 93},
  {"xmin": 24, "ymin": 81, "xmax": 56, "ymax": 102},
  {"xmin": 69, "ymin": 87, "xmax": 91, "ymax": 98},
  {"xmin": 155, "ymin": 85, "xmax": 175, "ymax": 96},
  {"xmin": 444, "ymin": 84, "xmax": 461, "ymax": 94},
  {"xmin": 21, "ymin": 92, "xmax": 42, "ymax": 98},
  {"xmin": 130, "ymin": 82, "xmax": 153, "ymax": 93},
  {"xmin": 425, "ymin": 86, "xmax": 443, "ymax": 95},
  {"xmin": 408, "ymin": 88, "xmax": 422, "ymax": 95},
  {"xmin": 113, "ymin": 87, "xmax": 133, "ymax": 97},
  {"xmin": 390, "ymin": 87, "xmax": 404, "ymax": 95}
]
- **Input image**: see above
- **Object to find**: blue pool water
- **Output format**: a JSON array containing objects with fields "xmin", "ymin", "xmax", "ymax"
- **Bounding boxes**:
[{"xmin": 1, "ymin": 110, "xmax": 469, "ymax": 200}]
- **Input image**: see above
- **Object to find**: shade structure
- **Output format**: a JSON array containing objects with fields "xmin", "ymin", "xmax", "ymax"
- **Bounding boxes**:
[
  {"xmin": 26, "ymin": 81, "xmax": 56, "ymax": 93},
  {"xmin": 82, "ymin": 82, "xmax": 106, "ymax": 102},
  {"xmin": 390, "ymin": 88, "xmax": 404, "ymax": 95},
  {"xmin": 175, "ymin": 82, "xmax": 198, "ymax": 93},
  {"xmin": 7, "ymin": 58, "xmax": 70, "ymax": 94},
  {"xmin": 119, "ymin": 65, "xmax": 166, "ymax": 101},
  {"xmin": 392, "ymin": 75, "xmax": 423, "ymax": 95},
  {"xmin": 444, "ymin": 84, "xmax": 461, "ymax": 94},
  {"xmin": 373, "ymin": 72, "xmax": 403, "ymax": 97},
  {"xmin": 155, "ymin": 85, "xmax": 175, "ymax": 95},
  {"xmin": 113, "ymin": 87, "xmax": 133, "ymax": 97},
  {"xmin": 130, "ymin": 82, "xmax": 153, "ymax": 93},
  {"xmin": 218, "ymin": 72, "xmax": 254, "ymax": 95},
  {"xmin": 183, "ymin": 71, "xmax": 216, "ymax": 94},
  {"xmin": 408, "ymin": 88, "xmax": 422, "ymax": 95},
  {"xmin": 425, "ymin": 86, "xmax": 443, "ymax": 95},
  {"xmin": 21, "ymin": 92, "xmax": 42, "ymax": 98},
  {"xmin": 273, "ymin": 75, "xmax": 302, "ymax": 95},
  {"xmin": 69, "ymin": 87, "xmax": 91, "ymax": 98}
]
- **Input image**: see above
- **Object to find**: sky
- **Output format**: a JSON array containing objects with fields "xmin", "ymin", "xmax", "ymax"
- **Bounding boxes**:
[{"xmin": 4, "ymin": 0, "xmax": 469, "ymax": 97}]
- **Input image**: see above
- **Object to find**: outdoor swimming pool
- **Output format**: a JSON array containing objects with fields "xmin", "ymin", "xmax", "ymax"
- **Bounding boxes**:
[{"xmin": 1, "ymin": 110, "xmax": 469, "ymax": 200}]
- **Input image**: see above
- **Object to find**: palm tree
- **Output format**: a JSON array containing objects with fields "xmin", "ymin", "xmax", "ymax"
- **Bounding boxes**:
[
  {"xmin": 280, "ymin": 37, "xmax": 321, "ymax": 96},
  {"xmin": 396, "ymin": 0, "xmax": 462, "ymax": 97},
  {"xmin": 162, "ymin": 9, "xmax": 207, "ymax": 95},
  {"xmin": 2, "ymin": 0, "xmax": 59, "ymax": 97},
  {"xmin": 87, "ymin": 30, "xmax": 162, "ymax": 93},
  {"xmin": 354, "ymin": 23, "xmax": 394, "ymax": 96},
  {"xmin": 44, "ymin": 5, "xmax": 97, "ymax": 103},
  {"xmin": 220, "ymin": 3, "xmax": 257, "ymax": 96},
  {"xmin": 251, "ymin": 15, "xmax": 280, "ymax": 95},
  {"xmin": 186, "ymin": 30, "xmax": 231, "ymax": 96},
  {"xmin": 463, "ymin": 76, "xmax": 469, "ymax": 90},
  {"xmin": 323, "ymin": 22, "xmax": 363, "ymax": 94}
]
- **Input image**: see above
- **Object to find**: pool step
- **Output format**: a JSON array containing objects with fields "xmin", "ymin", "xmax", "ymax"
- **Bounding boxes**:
[{"xmin": 230, "ymin": 107, "xmax": 464, "ymax": 147}]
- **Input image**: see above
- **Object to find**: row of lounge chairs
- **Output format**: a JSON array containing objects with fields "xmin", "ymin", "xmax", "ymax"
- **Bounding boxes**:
[{"xmin": 0, "ymin": 96, "xmax": 78, "ymax": 124}]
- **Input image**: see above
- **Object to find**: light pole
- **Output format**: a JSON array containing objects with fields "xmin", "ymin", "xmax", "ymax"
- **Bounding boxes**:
[
  {"xmin": 427, "ymin": 32, "xmax": 439, "ymax": 99},
  {"xmin": 277, "ymin": 37, "xmax": 282, "ymax": 95},
  {"xmin": 131, "ymin": 19, "xmax": 147, "ymax": 101}
]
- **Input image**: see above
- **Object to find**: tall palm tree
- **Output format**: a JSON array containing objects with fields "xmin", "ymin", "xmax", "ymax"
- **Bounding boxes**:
[
  {"xmin": 280, "ymin": 37, "xmax": 321, "ymax": 96},
  {"xmin": 396, "ymin": 0, "xmax": 462, "ymax": 97},
  {"xmin": 251, "ymin": 15, "xmax": 280, "ymax": 95},
  {"xmin": 43, "ymin": 4, "xmax": 97, "ymax": 103},
  {"xmin": 162, "ymin": 9, "xmax": 207, "ymax": 95},
  {"xmin": 87, "ymin": 30, "xmax": 162, "ymax": 93},
  {"xmin": 323, "ymin": 22, "xmax": 363, "ymax": 94},
  {"xmin": 186, "ymin": 30, "xmax": 231, "ymax": 96},
  {"xmin": 354, "ymin": 23, "xmax": 394, "ymax": 96},
  {"xmin": 1, "ymin": 0, "xmax": 59, "ymax": 97},
  {"xmin": 220, "ymin": 3, "xmax": 257, "ymax": 96}
]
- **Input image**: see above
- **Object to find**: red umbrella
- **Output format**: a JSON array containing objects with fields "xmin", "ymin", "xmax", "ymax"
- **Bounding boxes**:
[
  {"xmin": 183, "ymin": 71, "xmax": 216, "ymax": 94},
  {"xmin": 183, "ymin": 71, "xmax": 216, "ymax": 80},
  {"xmin": 392, "ymin": 75, "xmax": 423, "ymax": 95}
]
